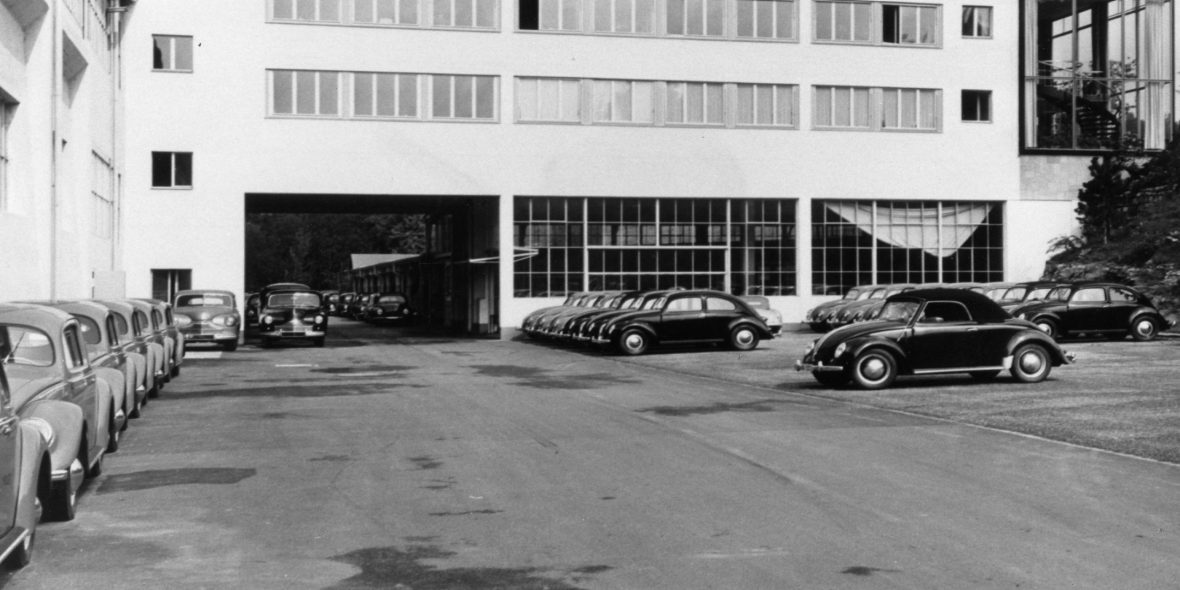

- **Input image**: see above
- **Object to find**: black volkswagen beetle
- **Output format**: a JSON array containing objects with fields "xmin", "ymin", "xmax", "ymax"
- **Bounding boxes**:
[
  {"xmin": 1012, "ymin": 282, "xmax": 1174, "ymax": 341},
  {"xmin": 592, "ymin": 290, "xmax": 773, "ymax": 355},
  {"xmin": 796, "ymin": 288, "xmax": 1074, "ymax": 389}
]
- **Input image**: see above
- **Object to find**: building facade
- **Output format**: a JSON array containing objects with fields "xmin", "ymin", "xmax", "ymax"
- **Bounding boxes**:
[
  {"xmin": 0, "ymin": 0, "xmax": 130, "ymax": 300},
  {"xmin": 13, "ymin": 0, "xmax": 1173, "ymax": 335}
]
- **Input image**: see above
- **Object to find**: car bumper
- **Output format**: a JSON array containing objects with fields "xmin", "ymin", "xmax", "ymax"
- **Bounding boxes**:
[
  {"xmin": 794, "ymin": 360, "xmax": 845, "ymax": 373},
  {"xmin": 260, "ymin": 330, "xmax": 326, "ymax": 339},
  {"xmin": 181, "ymin": 328, "xmax": 239, "ymax": 343}
]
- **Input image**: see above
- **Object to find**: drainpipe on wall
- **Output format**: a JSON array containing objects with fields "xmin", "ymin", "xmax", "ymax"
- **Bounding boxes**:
[{"xmin": 108, "ymin": 0, "xmax": 124, "ymax": 271}]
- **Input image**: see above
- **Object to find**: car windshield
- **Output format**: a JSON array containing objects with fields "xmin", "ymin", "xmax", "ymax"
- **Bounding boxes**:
[
  {"xmin": 1044, "ymin": 287, "xmax": 1071, "ymax": 301},
  {"xmin": 845, "ymin": 288, "xmax": 862, "ymax": 299},
  {"xmin": 377, "ymin": 295, "xmax": 405, "ymax": 304},
  {"xmin": 1, "ymin": 326, "xmax": 55, "ymax": 367},
  {"xmin": 177, "ymin": 294, "xmax": 233, "ymax": 307},
  {"xmin": 877, "ymin": 301, "xmax": 921, "ymax": 323},
  {"xmin": 645, "ymin": 297, "xmax": 667, "ymax": 310},
  {"xmin": 268, "ymin": 292, "xmax": 322, "ymax": 308}
]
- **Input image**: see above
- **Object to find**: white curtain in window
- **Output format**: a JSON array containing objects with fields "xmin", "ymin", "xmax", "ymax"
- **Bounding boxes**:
[
  {"xmin": 1144, "ymin": 0, "xmax": 1171, "ymax": 149},
  {"xmin": 826, "ymin": 202, "xmax": 994, "ymax": 258}
]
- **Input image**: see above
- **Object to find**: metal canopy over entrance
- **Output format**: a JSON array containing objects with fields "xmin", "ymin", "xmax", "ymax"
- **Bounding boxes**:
[{"xmin": 244, "ymin": 193, "xmax": 500, "ymax": 336}]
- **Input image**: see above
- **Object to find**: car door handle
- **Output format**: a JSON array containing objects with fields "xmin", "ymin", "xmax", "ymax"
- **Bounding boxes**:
[{"xmin": 966, "ymin": 327, "xmax": 979, "ymax": 332}]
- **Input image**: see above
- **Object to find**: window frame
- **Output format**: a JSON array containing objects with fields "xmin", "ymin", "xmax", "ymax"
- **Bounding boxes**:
[
  {"xmin": 813, "ymin": 0, "xmax": 942, "ymax": 48},
  {"xmin": 517, "ymin": 0, "xmax": 798, "ymax": 41},
  {"xmin": 961, "ymin": 89, "xmax": 991, "ymax": 123},
  {"xmin": 961, "ymin": 5, "xmax": 991, "ymax": 39},
  {"xmin": 152, "ymin": 35, "xmax": 194, "ymax": 72},
  {"xmin": 150, "ymin": 151, "xmax": 193, "ymax": 190},
  {"xmin": 269, "ymin": 70, "xmax": 343, "ymax": 117}
]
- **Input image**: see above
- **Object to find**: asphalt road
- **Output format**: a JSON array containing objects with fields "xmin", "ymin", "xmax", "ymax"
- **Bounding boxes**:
[{"xmin": 4, "ymin": 320, "xmax": 1178, "ymax": 589}]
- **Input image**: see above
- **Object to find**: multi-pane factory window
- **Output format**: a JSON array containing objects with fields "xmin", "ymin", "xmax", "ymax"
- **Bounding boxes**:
[
  {"xmin": 269, "ymin": 70, "xmax": 499, "ymax": 122},
  {"xmin": 514, "ymin": 197, "xmax": 797, "ymax": 297},
  {"xmin": 814, "ymin": 1, "xmax": 941, "ymax": 46},
  {"xmin": 811, "ymin": 200, "xmax": 1003, "ymax": 295},
  {"xmin": 518, "ymin": 0, "xmax": 797, "ymax": 40}
]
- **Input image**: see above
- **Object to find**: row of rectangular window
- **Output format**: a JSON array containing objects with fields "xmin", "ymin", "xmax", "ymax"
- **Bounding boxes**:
[
  {"xmin": 268, "ymin": 70, "xmax": 989, "ymax": 128},
  {"xmin": 267, "ymin": 0, "xmax": 993, "ymax": 44}
]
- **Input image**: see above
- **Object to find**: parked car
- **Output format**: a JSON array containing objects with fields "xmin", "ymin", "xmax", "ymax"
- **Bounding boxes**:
[
  {"xmin": 537, "ymin": 292, "xmax": 619, "ymax": 339},
  {"xmin": 998, "ymin": 281, "xmax": 1070, "ymax": 313},
  {"xmin": 257, "ymin": 289, "xmax": 328, "ymax": 347},
  {"xmin": 321, "ymin": 290, "xmax": 342, "ymax": 316},
  {"xmin": 0, "ymin": 304, "xmax": 116, "ymax": 520},
  {"xmin": 125, "ymin": 299, "xmax": 174, "ymax": 388},
  {"xmin": 521, "ymin": 292, "xmax": 586, "ymax": 338},
  {"xmin": 363, "ymin": 293, "xmax": 415, "ymax": 324},
  {"xmin": 347, "ymin": 294, "xmax": 375, "ymax": 320},
  {"xmin": 1012, "ymin": 282, "xmax": 1175, "ymax": 341},
  {"xmin": 94, "ymin": 299, "xmax": 159, "ymax": 405},
  {"xmin": 136, "ymin": 298, "xmax": 184, "ymax": 378},
  {"xmin": 982, "ymin": 282, "xmax": 1019, "ymax": 304},
  {"xmin": 46, "ymin": 301, "xmax": 133, "ymax": 439},
  {"xmin": 796, "ymin": 288, "xmax": 1074, "ymax": 389},
  {"xmin": 593, "ymin": 290, "xmax": 773, "ymax": 355},
  {"xmin": 804, "ymin": 285, "xmax": 880, "ymax": 332},
  {"xmin": 336, "ymin": 292, "xmax": 357, "ymax": 317},
  {"xmin": 739, "ymin": 295, "xmax": 783, "ymax": 336},
  {"xmin": 0, "ymin": 362, "xmax": 50, "ymax": 566},
  {"xmin": 830, "ymin": 284, "xmax": 917, "ymax": 328},
  {"xmin": 577, "ymin": 291, "xmax": 672, "ymax": 344},
  {"xmin": 554, "ymin": 291, "xmax": 644, "ymax": 341},
  {"xmin": 173, "ymin": 290, "xmax": 241, "ymax": 351}
]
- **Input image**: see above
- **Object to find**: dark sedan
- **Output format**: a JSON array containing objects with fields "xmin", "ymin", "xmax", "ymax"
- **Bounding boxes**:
[
  {"xmin": 363, "ymin": 294, "xmax": 415, "ymax": 324},
  {"xmin": 1012, "ymin": 282, "xmax": 1174, "ymax": 341},
  {"xmin": 593, "ymin": 290, "xmax": 773, "ymax": 355},
  {"xmin": 797, "ymin": 288, "xmax": 1073, "ymax": 389},
  {"xmin": 258, "ymin": 290, "xmax": 327, "ymax": 347}
]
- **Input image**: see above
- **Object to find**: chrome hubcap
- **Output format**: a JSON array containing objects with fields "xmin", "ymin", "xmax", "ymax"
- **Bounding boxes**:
[
  {"xmin": 1036, "ymin": 323, "xmax": 1053, "ymax": 335},
  {"xmin": 861, "ymin": 357, "xmax": 887, "ymax": 380},
  {"xmin": 1136, "ymin": 320, "xmax": 1155, "ymax": 337},
  {"xmin": 624, "ymin": 334, "xmax": 643, "ymax": 350},
  {"xmin": 1019, "ymin": 351, "xmax": 1044, "ymax": 374},
  {"xmin": 736, "ymin": 330, "xmax": 754, "ymax": 345}
]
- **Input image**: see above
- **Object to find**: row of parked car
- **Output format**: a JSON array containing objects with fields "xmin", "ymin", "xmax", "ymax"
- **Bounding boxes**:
[
  {"xmin": 1, "ymin": 297, "xmax": 186, "ymax": 569},
  {"xmin": 805, "ymin": 280, "xmax": 1173, "ymax": 342},
  {"xmin": 521, "ymin": 290, "xmax": 781, "ymax": 355},
  {"xmin": 321, "ymin": 291, "xmax": 417, "ymax": 324}
]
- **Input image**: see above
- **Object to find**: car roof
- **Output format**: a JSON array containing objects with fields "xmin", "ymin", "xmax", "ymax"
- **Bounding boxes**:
[
  {"xmin": 887, "ymin": 288, "xmax": 1011, "ymax": 323},
  {"xmin": 176, "ymin": 290, "xmax": 234, "ymax": 296},
  {"xmin": 0, "ymin": 302, "xmax": 77, "ymax": 329}
]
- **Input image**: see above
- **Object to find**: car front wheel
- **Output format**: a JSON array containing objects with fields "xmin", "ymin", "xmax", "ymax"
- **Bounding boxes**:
[
  {"xmin": 617, "ymin": 329, "xmax": 649, "ymax": 356},
  {"xmin": 1010, "ymin": 344, "xmax": 1051, "ymax": 383},
  {"xmin": 1131, "ymin": 317, "xmax": 1160, "ymax": 341},
  {"xmin": 729, "ymin": 326, "xmax": 760, "ymax": 351},
  {"xmin": 1033, "ymin": 318, "xmax": 1059, "ymax": 339},
  {"xmin": 850, "ymin": 349, "xmax": 897, "ymax": 390}
]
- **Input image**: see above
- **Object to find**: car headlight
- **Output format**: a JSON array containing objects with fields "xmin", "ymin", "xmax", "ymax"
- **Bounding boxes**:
[
  {"xmin": 833, "ymin": 343, "xmax": 848, "ymax": 359},
  {"xmin": 375, "ymin": 308, "xmax": 384, "ymax": 315},
  {"xmin": 175, "ymin": 315, "xmax": 193, "ymax": 327},
  {"xmin": 262, "ymin": 315, "xmax": 274, "ymax": 325},
  {"xmin": 25, "ymin": 417, "xmax": 55, "ymax": 448},
  {"xmin": 315, "ymin": 315, "xmax": 325, "ymax": 324},
  {"xmin": 212, "ymin": 315, "xmax": 238, "ymax": 327}
]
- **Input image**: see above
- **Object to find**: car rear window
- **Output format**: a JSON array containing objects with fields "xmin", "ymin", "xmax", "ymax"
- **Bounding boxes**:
[{"xmin": 177, "ymin": 295, "xmax": 232, "ymax": 307}]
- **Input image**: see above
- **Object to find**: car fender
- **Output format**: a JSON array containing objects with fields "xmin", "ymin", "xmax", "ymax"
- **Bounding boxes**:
[
  {"xmin": 91, "ymin": 377, "xmax": 113, "ymax": 462},
  {"xmin": 1005, "ymin": 332, "xmax": 1069, "ymax": 365},
  {"xmin": 127, "ymin": 351, "xmax": 149, "ymax": 393},
  {"xmin": 16, "ymin": 422, "xmax": 49, "ymax": 532},
  {"xmin": 147, "ymin": 342, "xmax": 165, "ymax": 377},
  {"xmin": 93, "ymin": 367, "xmax": 126, "ymax": 425},
  {"xmin": 846, "ymin": 337, "xmax": 908, "ymax": 371},
  {"xmin": 613, "ymin": 321, "xmax": 658, "ymax": 344},
  {"xmin": 1129, "ymin": 308, "xmax": 1167, "ymax": 328},
  {"xmin": 21, "ymin": 400, "xmax": 84, "ymax": 474},
  {"xmin": 727, "ymin": 318, "xmax": 773, "ymax": 338},
  {"xmin": 1026, "ymin": 310, "xmax": 1062, "ymax": 326}
]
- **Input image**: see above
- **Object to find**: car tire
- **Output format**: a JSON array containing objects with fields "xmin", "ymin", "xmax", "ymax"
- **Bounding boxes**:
[
  {"xmin": 107, "ymin": 413, "xmax": 120, "ymax": 454},
  {"xmin": 4, "ymin": 530, "xmax": 33, "ymax": 569},
  {"xmin": 729, "ymin": 325, "xmax": 760, "ymax": 351},
  {"xmin": 850, "ymin": 349, "xmax": 898, "ymax": 390},
  {"xmin": 171, "ymin": 364, "xmax": 181, "ymax": 378},
  {"xmin": 813, "ymin": 371, "xmax": 851, "ymax": 387},
  {"xmin": 1033, "ymin": 318, "xmax": 1060, "ymax": 339},
  {"xmin": 1131, "ymin": 317, "xmax": 1160, "ymax": 342},
  {"xmin": 224, "ymin": 341, "xmax": 238, "ymax": 352},
  {"xmin": 1010, "ymin": 344, "xmax": 1052, "ymax": 383},
  {"xmin": 970, "ymin": 370, "xmax": 1001, "ymax": 381},
  {"xmin": 44, "ymin": 472, "xmax": 77, "ymax": 522},
  {"xmin": 147, "ymin": 383, "xmax": 160, "ymax": 399},
  {"xmin": 130, "ymin": 396, "xmax": 142, "ymax": 419},
  {"xmin": 618, "ymin": 329, "xmax": 649, "ymax": 356}
]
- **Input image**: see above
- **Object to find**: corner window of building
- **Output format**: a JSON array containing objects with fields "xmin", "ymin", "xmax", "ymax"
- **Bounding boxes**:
[
  {"xmin": 152, "ymin": 35, "xmax": 193, "ymax": 71},
  {"xmin": 519, "ymin": 0, "xmax": 583, "ymax": 31},
  {"xmin": 962, "ymin": 89, "xmax": 991, "ymax": 122},
  {"xmin": 961, "ymin": 5, "xmax": 991, "ymax": 38},
  {"xmin": 665, "ymin": 82, "xmax": 725, "ymax": 126},
  {"xmin": 735, "ymin": 0, "xmax": 797, "ymax": 40},
  {"xmin": 516, "ymin": 77, "xmax": 581, "ymax": 122},
  {"xmin": 270, "ymin": 70, "xmax": 341, "ymax": 116},
  {"xmin": 430, "ymin": 75, "xmax": 497, "ymax": 120},
  {"xmin": 434, "ymin": 0, "xmax": 499, "ymax": 27},
  {"xmin": 1022, "ymin": 0, "xmax": 1173, "ymax": 151},
  {"xmin": 151, "ymin": 152, "xmax": 192, "ymax": 189},
  {"xmin": 355, "ymin": 0, "xmax": 420, "ymax": 24},
  {"xmin": 152, "ymin": 269, "xmax": 192, "ymax": 302},
  {"xmin": 272, "ymin": 0, "xmax": 342, "ymax": 22},
  {"xmin": 591, "ymin": 80, "xmax": 654, "ymax": 123},
  {"xmin": 667, "ymin": 0, "xmax": 725, "ymax": 37}
]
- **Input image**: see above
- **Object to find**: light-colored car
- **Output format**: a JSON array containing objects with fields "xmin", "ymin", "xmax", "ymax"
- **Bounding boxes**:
[
  {"xmin": 173, "ymin": 290, "xmax": 241, "ymax": 351},
  {"xmin": 47, "ymin": 301, "xmax": 133, "ymax": 442},
  {"xmin": 739, "ymin": 295, "xmax": 783, "ymax": 336},
  {"xmin": 94, "ymin": 299, "xmax": 159, "ymax": 406},
  {"xmin": 0, "ymin": 362, "xmax": 50, "ymax": 567},
  {"xmin": 124, "ymin": 299, "xmax": 173, "ymax": 390},
  {"xmin": 0, "ymin": 304, "xmax": 115, "ymax": 520}
]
